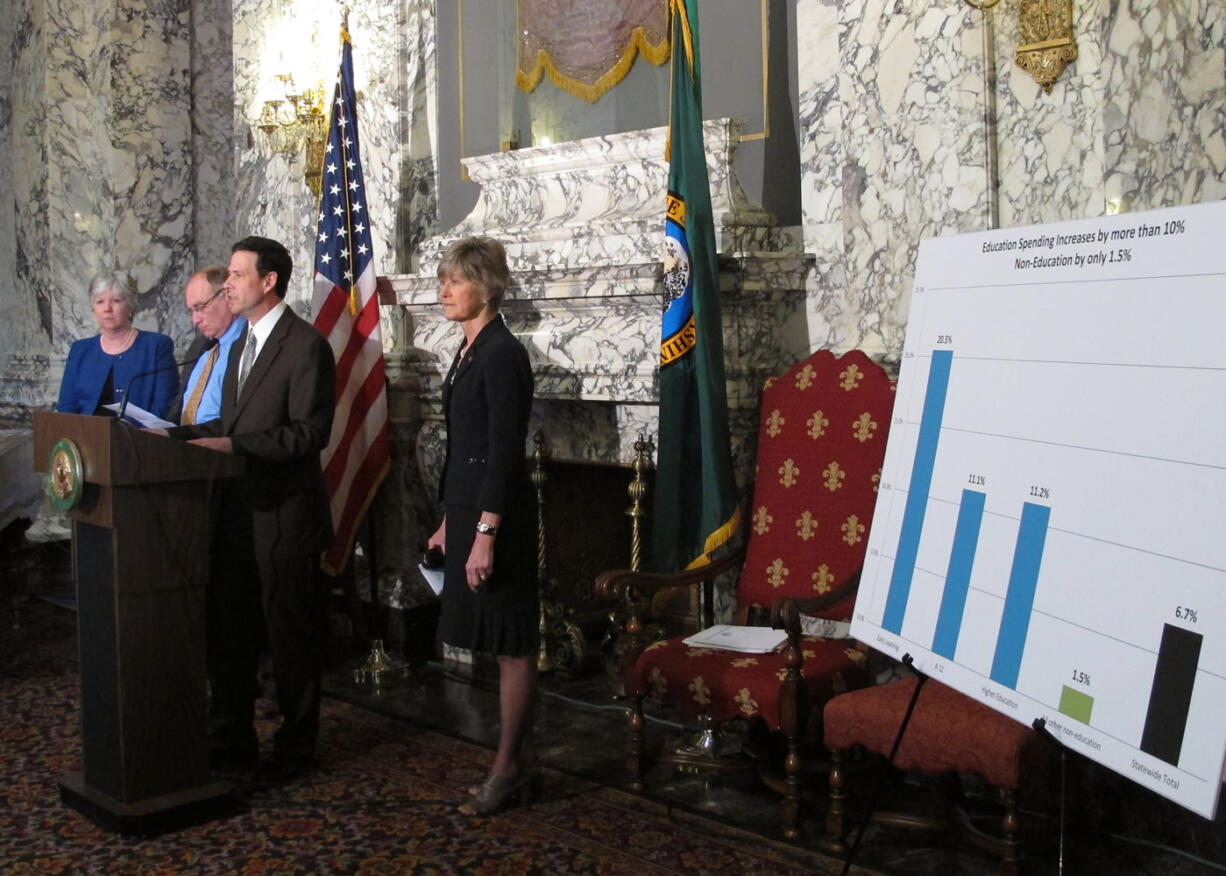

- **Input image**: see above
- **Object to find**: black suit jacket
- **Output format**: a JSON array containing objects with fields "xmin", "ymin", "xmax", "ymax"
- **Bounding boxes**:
[
  {"xmin": 170, "ymin": 306, "xmax": 337, "ymax": 560},
  {"xmin": 439, "ymin": 316, "xmax": 533, "ymax": 514}
]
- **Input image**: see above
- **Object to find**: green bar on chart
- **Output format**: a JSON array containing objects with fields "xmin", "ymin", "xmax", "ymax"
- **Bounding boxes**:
[{"xmin": 1058, "ymin": 684, "xmax": 1094, "ymax": 724}]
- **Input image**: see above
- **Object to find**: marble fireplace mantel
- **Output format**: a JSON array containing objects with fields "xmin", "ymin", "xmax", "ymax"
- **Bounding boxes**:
[{"xmin": 382, "ymin": 118, "xmax": 812, "ymax": 463}]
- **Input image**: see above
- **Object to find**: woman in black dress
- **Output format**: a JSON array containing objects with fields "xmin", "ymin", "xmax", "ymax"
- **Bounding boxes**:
[{"xmin": 426, "ymin": 236, "xmax": 539, "ymax": 815}]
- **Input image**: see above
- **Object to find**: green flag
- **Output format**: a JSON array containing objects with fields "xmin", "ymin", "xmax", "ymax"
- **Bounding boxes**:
[{"xmin": 652, "ymin": 0, "xmax": 740, "ymax": 572}]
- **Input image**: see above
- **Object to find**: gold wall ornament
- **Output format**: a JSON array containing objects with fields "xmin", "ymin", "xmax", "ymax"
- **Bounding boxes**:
[
  {"xmin": 257, "ymin": 77, "xmax": 329, "ymax": 196},
  {"xmin": 1015, "ymin": 0, "xmax": 1078, "ymax": 93},
  {"xmin": 963, "ymin": 0, "xmax": 1078, "ymax": 94}
]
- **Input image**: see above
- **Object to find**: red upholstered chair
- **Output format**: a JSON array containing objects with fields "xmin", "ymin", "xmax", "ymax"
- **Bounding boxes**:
[
  {"xmin": 597, "ymin": 349, "xmax": 896, "ymax": 839},
  {"xmin": 823, "ymin": 675, "xmax": 1052, "ymax": 874}
]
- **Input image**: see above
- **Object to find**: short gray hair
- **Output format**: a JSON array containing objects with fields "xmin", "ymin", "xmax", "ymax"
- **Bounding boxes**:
[
  {"xmin": 88, "ymin": 271, "xmax": 136, "ymax": 312},
  {"xmin": 437, "ymin": 237, "xmax": 511, "ymax": 311}
]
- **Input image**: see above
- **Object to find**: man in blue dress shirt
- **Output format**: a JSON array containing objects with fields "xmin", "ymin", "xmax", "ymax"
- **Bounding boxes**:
[{"xmin": 178, "ymin": 266, "xmax": 246, "ymax": 425}]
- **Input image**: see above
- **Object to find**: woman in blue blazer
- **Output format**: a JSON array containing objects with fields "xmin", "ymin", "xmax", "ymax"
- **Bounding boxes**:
[
  {"xmin": 56, "ymin": 271, "xmax": 178, "ymax": 418},
  {"xmin": 426, "ymin": 237, "xmax": 538, "ymax": 816}
]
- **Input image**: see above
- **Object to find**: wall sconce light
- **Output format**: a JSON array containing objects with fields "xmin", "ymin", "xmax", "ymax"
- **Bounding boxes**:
[
  {"xmin": 258, "ymin": 74, "xmax": 328, "ymax": 197},
  {"xmin": 965, "ymin": 0, "xmax": 1078, "ymax": 94}
]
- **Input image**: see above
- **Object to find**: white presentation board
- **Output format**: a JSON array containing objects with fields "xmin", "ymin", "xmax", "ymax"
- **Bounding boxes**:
[{"xmin": 852, "ymin": 200, "xmax": 1226, "ymax": 818}]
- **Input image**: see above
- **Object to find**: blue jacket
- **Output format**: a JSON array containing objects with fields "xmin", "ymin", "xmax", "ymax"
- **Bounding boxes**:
[{"xmin": 56, "ymin": 331, "xmax": 178, "ymax": 418}]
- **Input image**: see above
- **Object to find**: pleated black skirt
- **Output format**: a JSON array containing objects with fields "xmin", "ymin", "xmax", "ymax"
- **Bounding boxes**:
[{"xmin": 437, "ymin": 498, "xmax": 539, "ymax": 658}]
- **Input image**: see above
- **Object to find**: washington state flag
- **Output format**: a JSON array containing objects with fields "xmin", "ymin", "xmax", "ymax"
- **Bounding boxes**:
[{"xmin": 652, "ymin": 0, "xmax": 740, "ymax": 571}]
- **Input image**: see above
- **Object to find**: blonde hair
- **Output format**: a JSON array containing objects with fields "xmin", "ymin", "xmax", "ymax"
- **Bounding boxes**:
[{"xmin": 437, "ymin": 237, "xmax": 511, "ymax": 310}]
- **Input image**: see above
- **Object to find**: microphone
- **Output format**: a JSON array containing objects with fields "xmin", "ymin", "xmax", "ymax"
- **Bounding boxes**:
[{"xmin": 117, "ymin": 338, "xmax": 218, "ymax": 422}]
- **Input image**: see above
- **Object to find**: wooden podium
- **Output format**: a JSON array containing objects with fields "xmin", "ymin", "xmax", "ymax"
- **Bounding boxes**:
[{"xmin": 33, "ymin": 411, "xmax": 245, "ymax": 835}]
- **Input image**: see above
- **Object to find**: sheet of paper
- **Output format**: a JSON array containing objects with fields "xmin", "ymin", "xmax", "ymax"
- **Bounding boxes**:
[
  {"xmin": 682, "ymin": 624, "xmax": 787, "ymax": 654},
  {"xmin": 418, "ymin": 563, "xmax": 445, "ymax": 596},
  {"xmin": 101, "ymin": 401, "xmax": 174, "ymax": 429}
]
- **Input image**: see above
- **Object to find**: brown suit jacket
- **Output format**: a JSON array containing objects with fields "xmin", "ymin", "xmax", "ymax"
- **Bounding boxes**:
[{"xmin": 170, "ymin": 306, "xmax": 336, "ymax": 559}]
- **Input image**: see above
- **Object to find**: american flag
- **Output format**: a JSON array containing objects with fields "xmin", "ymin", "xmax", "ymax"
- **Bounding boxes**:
[{"xmin": 312, "ymin": 31, "xmax": 390, "ymax": 576}]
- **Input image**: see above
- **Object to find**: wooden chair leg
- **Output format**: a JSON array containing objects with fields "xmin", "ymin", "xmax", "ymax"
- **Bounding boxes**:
[
  {"xmin": 1001, "ymin": 788, "xmax": 1021, "ymax": 876},
  {"xmin": 781, "ymin": 733, "xmax": 802, "ymax": 839},
  {"xmin": 823, "ymin": 747, "xmax": 849, "ymax": 855},
  {"xmin": 627, "ymin": 692, "xmax": 646, "ymax": 793}
]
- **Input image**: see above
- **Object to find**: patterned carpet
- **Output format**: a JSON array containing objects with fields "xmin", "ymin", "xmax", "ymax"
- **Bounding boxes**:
[{"xmin": 1, "ymin": 601, "xmax": 864, "ymax": 874}]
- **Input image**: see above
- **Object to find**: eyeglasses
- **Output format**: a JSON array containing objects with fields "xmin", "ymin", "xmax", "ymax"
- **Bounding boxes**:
[{"xmin": 188, "ymin": 288, "xmax": 225, "ymax": 313}]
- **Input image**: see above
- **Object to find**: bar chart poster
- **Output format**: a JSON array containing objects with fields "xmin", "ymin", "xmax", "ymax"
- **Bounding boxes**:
[{"xmin": 851, "ymin": 200, "xmax": 1226, "ymax": 817}]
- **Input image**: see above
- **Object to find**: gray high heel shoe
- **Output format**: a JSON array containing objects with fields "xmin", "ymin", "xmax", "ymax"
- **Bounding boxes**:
[
  {"xmin": 468, "ymin": 737, "xmax": 538, "ymax": 797},
  {"xmin": 460, "ymin": 767, "xmax": 540, "ymax": 816}
]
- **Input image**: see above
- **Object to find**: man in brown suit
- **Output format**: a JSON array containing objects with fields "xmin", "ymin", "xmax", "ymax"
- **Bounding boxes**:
[{"xmin": 167, "ymin": 235, "xmax": 336, "ymax": 782}]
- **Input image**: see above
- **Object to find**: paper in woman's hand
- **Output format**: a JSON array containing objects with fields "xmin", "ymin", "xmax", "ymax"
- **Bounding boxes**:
[
  {"xmin": 418, "ymin": 564, "xmax": 444, "ymax": 596},
  {"xmin": 419, "ymin": 546, "xmax": 445, "ymax": 596}
]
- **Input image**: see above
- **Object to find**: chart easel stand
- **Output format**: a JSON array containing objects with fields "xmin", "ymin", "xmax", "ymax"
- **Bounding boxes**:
[{"xmin": 840, "ymin": 653, "xmax": 929, "ymax": 876}]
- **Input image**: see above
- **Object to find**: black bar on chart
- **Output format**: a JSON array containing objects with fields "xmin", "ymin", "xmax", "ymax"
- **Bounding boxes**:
[{"xmin": 1140, "ymin": 622, "xmax": 1203, "ymax": 767}]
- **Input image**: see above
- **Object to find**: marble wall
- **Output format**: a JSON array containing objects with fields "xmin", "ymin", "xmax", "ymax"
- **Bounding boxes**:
[
  {"xmin": 0, "ymin": 0, "xmax": 201, "ymax": 419},
  {"xmin": 0, "ymin": 1, "xmax": 24, "ymax": 390},
  {"xmin": 190, "ymin": 0, "xmax": 235, "ymax": 277},
  {"xmin": 1099, "ymin": 3, "xmax": 1226, "ymax": 213},
  {"xmin": 794, "ymin": 0, "xmax": 1226, "ymax": 363}
]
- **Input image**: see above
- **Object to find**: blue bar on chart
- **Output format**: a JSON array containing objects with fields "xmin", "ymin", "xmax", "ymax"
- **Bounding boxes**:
[
  {"xmin": 882, "ymin": 349, "xmax": 953, "ymax": 633},
  {"xmin": 989, "ymin": 501, "xmax": 1051, "ymax": 688},
  {"xmin": 1140, "ymin": 623, "xmax": 1203, "ymax": 767},
  {"xmin": 931, "ymin": 488, "xmax": 986, "ymax": 658}
]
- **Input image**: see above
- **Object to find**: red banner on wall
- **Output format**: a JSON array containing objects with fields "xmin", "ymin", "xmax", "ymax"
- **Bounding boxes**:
[{"xmin": 516, "ymin": 0, "xmax": 670, "ymax": 103}]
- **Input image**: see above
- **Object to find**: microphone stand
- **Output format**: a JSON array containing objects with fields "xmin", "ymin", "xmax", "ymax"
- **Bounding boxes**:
[{"xmin": 117, "ymin": 339, "xmax": 217, "ymax": 423}]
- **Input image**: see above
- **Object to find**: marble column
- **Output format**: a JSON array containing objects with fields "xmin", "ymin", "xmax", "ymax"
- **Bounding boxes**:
[{"xmin": 1, "ymin": 0, "xmax": 198, "ymax": 417}]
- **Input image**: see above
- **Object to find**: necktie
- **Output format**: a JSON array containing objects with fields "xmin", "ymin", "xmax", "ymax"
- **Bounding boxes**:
[
  {"xmin": 236, "ymin": 333, "xmax": 257, "ymax": 397},
  {"xmin": 181, "ymin": 343, "xmax": 219, "ymax": 425}
]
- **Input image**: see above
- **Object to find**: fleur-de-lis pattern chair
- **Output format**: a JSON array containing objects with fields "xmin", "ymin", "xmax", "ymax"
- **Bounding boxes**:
[{"xmin": 597, "ymin": 349, "xmax": 896, "ymax": 838}]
